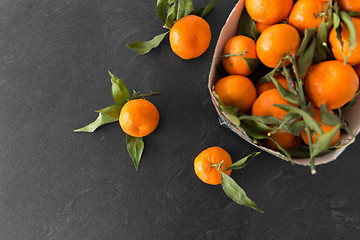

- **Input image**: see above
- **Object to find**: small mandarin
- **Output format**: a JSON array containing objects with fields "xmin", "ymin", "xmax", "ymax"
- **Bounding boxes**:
[
  {"xmin": 256, "ymin": 24, "xmax": 301, "ymax": 68},
  {"xmin": 119, "ymin": 99, "xmax": 159, "ymax": 137},
  {"xmin": 169, "ymin": 15, "xmax": 211, "ymax": 60},
  {"xmin": 304, "ymin": 60, "xmax": 359, "ymax": 109},
  {"xmin": 214, "ymin": 75, "xmax": 257, "ymax": 114},
  {"xmin": 289, "ymin": 0, "xmax": 328, "ymax": 33},
  {"xmin": 252, "ymin": 88, "xmax": 295, "ymax": 120},
  {"xmin": 245, "ymin": 0, "xmax": 293, "ymax": 25},
  {"xmin": 221, "ymin": 35, "xmax": 257, "ymax": 76},
  {"xmin": 194, "ymin": 146, "xmax": 232, "ymax": 185},
  {"xmin": 338, "ymin": 0, "xmax": 360, "ymax": 15}
]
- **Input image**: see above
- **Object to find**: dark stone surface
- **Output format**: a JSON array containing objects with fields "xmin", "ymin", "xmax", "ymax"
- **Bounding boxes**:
[{"xmin": 1, "ymin": 0, "xmax": 360, "ymax": 239}]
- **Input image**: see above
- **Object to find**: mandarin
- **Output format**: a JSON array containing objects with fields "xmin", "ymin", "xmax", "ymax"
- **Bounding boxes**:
[
  {"xmin": 289, "ymin": 0, "xmax": 328, "ymax": 33},
  {"xmin": 255, "ymin": 21, "xmax": 271, "ymax": 33},
  {"xmin": 265, "ymin": 131, "xmax": 302, "ymax": 152},
  {"xmin": 119, "ymin": 99, "xmax": 159, "ymax": 137},
  {"xmin": 169, "ymin": 15, "xmax": 211, "ymax": 60},
  {"xmin": 256, "ymin": 74, "xmax": 289, "ymax": 96},
  {"xmin": 221, "ymin": 35, "xmax": 257, "ymax": 76},
  {"xmin": 252, "ymin": 88, "xmax": 295, "ymax": 120},
  {"xmin": 300, "ymin": 107, "xmax": 341, "ymax": 146},
  {"xmin": 214, "ymin": 75, "xmax": 257, "ymax": 114},
  {"xmin": 245, "ymin": 0, "xmax": 293, "ymax": 25},
  {"xmin": 194, "ymin": 146, "xmax": 232, "ymax": 185},
  {"xmin": 338, "ymin": 0, "xmax": 360, "ymax": 15},
  {"xmin": 329, "ymin": 17, "xmax": 360, "ymax": 66},
  {"xmin": 256, "ymin": 24, "xmax": 301, "ymax": 68},
  {"xmin": 304, "ymin": 60, "xmax": 359, "ymax": 109}
]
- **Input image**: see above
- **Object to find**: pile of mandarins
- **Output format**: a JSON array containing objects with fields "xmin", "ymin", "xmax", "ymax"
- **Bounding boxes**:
[{"xmin": 214, "ymin": 0, "xmax": 360, "ymax": 166}]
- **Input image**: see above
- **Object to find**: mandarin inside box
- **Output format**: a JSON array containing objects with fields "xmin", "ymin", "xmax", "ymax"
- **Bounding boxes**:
[{"xmin": 208, "ymin": 0, "xmax": 360, "ymax": 166}]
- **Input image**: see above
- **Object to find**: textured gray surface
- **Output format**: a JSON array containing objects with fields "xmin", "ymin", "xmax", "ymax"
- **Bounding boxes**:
[{"xmin": 1, "ymin": 0, "xmax": 360, "ymax": 239}]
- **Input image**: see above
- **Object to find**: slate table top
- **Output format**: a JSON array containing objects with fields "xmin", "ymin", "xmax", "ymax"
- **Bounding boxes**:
[{"xmin": 1, "ymin": 0, "xmax": 360, "ymax": 239}]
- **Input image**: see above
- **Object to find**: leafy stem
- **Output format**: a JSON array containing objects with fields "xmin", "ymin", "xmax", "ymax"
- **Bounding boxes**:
[
  {"xmin": 305, "ymin": 127, "xmax": 316, "ymax": 174},
  {"xmin": 288, "ymin": 55, "xmax": 307, "ymax": 108},
  {"xmin": 127, "ymin": 0, "xmax": 217, "ymax": 54},
  {"xmin": 132, "ymin": 91, "xmax": 160, "ymax": 100},
  {"xmin": 220, "ymin": 50, "xmax": 248, "ymax": 59},
  {"xmin": 210, "ymin": 160, "xmax": 224, "ymax": 171}
]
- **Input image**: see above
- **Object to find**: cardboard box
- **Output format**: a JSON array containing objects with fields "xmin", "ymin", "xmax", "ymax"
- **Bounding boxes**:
[{"xmin": 208, "ymin": 0, "xmax": 360, "ymax": 166}]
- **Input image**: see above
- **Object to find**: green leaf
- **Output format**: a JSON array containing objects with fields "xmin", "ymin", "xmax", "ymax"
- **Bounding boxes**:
[
  {"xmin": 266, "ymin": 137, "xmax": 293, "ymax": 162},
  {"xmin": 177, "ymin": 0, "xmax": 194, "ymax": 20},
  {"xmin": 339, "ymin": 11, "xmax": 358, "ymax": 64},
  {"xmin": 319, "ymin": 104, "xmax": 342, "ymax": 126},
  {"xmin": 222, "ymin": 106, "xmax": 240, "ymax": 126},
  {"xmin": 333, "ymin": 12, "xmax": 344, "ymax": 50},
  {"xmin": 156, "ymin": 0, "xmax": 168, "ymax": 23},
  {"xmin": 223, "ymin": 152, "xmax": 261, "ymax": 171},
  {"xmin": 282, "ymin": 112, "xmax": 301, "ymax": 123},
  {"xmin": 284, "ymin": 120, "xmax": 306, "ymax": 136},
  {"xmin": 286, "ymin": 145, "xmax": 310, "ymax": 158},
  {"xmin": 126, "ymin": 135, "xmax": 145, "ymax": 171},
  {"xmin": 239, "ymin": 114, "xmax": 282, "ymax": 125},
  {"xmin": 270, "ymin": 76, "xmax": 299, "ymax": 105},
  {"xmin": 298, "ymin": 37, "xmax": 316, "ymax": 78},
  {"xmin": 96, "ymin": 104, "xmax": 122, "ymax": 119},
  {"xmin": 165, "ymin": 3, "xmax": 177, "ymax": 28},
  {"xmin": 108, "ymin": 71, "xmax": 130, "ymax": 106},
  {"xmin": 200, "ymin": 0, "xmax": 217, "ymax": 18},
  {"xmin": 297, "ymin": 28, "xmax": 317, "ymax": 57},
  {"xmin": 240, "ymin": 123, "xmax": 268, "ymax": 139},
  {"xmin": 314, "ymin": 18, "xmax": 330, "ymax": 63},
  {"xmin": 348, "ymin": 11, "xmax": 360, "ymax": 17},
  {"xmin": 257, "ymin": 67, "xmax": 277, "ymax": 86},
  {"xmin": 221, "ymin": 172, "xmax": 263, "ymax": 213},
  {"xmin": 243, "ymin": 57, "xmax": 260, "ymax": 73},
  {"xmin": 126, "ymin": 31, "xmax": 169, "ymax": 55},
  {"xmin": 238, "ymin": 7, "xmax": 260, "ymax": 41},
  {"xmin": 74, "ymin": 112, "xmax": 118, "ymax": 132},
  {"xmin": 274, "ymin": 104, "xmax": 323, "ymax": 134},
  {"xmin": 311, "ymin": 125, "xmax": 341, "ymax": 157},
  {"xmin": 213, "ymin": 91, "xmax": 240, "ymax": 126},
  {"xmin": 190, "ymin": 0, "xmax": 217, "ymax": 17},
  {"xmin": 241, "ymin": 118, "xmax": 273, "ymax": 133}
]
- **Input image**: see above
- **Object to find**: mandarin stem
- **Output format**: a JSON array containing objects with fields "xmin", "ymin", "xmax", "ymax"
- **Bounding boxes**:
[{"xmin": 219, "ymin": 50, "xmax": 248, "ymax": 59}]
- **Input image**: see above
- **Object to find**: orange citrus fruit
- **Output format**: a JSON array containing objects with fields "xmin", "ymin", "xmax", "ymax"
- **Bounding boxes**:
[
  {"xmin": 329, "ymin": 17, "xmax": 360, "ymax": 66},
  {"xmin": 265, "ymin": 131, "xmax": 302, "ymax": 151},
  {"xmin": 289, "ymin": 0, "xmax": 328, "ymax": 33},
  {"xmin": 194, "ymin": 146, "xmax": 232, "ymax": 185},
  {"xmin": 252, "ymin": 88, "xmax": 295, "ymax": 120},
  {"xmin": 338, "ymin": 0, "xmax": 360, "ymax": 15},
  {"xmin": 119, "ymin": 99, "xmax": 160, "ymax": 137},
  {"xmin": 245, "ymin": 0, "xmax": 293, "ymax": 25},
  {"xmin": 169, "ymin": 15, "xmax": 211, "ymax": 60},
  {"xmin": 214, "ymin": 75, "xmax": 257, "ymax": 114},
  {"xmin": 256, "ymin": 24, "xmax": 301, "ymax": 68},
  {"xmin": 304, "ymin": 60, "xmax": 359, "ymax": 109},
  {"xmin": 256, "ymin": 74, "xmax": 289, "ymax": 96},
  {"xmin": 255, "ymin": 21, "xmax": 271, "ymax": 33},
  {"xmin": 221, "ymin": 35, "xmax": 257, "ymax": 76},
  {"xmin": 300, "ymin": 107, "xmax": 341, "ymax": 146}
]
